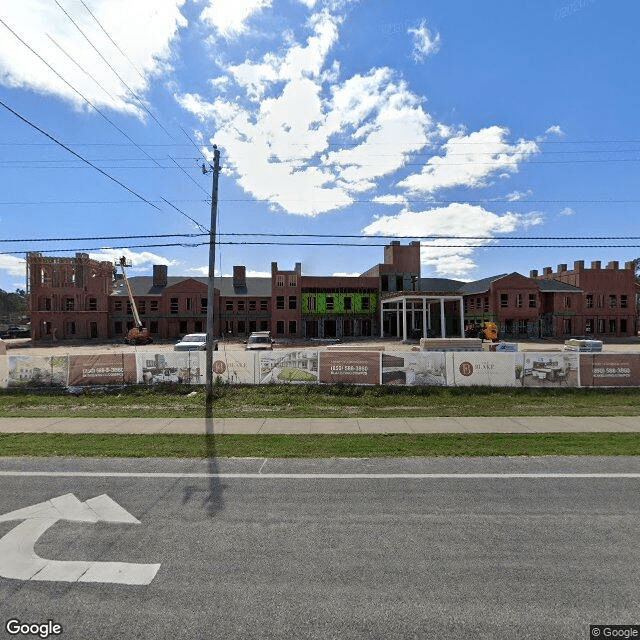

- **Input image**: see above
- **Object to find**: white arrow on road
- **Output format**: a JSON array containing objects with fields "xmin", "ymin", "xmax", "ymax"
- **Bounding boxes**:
[{"xmin": 0, "ymin": 493, "xmax": 160, "ymax": 585}]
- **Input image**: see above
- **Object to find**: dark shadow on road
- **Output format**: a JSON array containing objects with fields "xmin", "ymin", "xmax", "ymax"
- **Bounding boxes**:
[{"xmin": 181, "ymin": 391, "xmax": 226, "ymax": 518}]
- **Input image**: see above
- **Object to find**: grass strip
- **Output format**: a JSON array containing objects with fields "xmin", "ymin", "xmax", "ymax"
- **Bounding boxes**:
[
  {"xmin": 3, "ymin": 385, "xmax": 640, "ymax": 418},
  {"xmin": 1, "ymin": 432, "xmax": 639, "ymax": 458}
]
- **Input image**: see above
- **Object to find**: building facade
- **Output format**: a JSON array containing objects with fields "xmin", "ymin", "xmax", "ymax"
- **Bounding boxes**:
[{"xmin": 26, "ymin": 246, "xmax": 638, "ymax": 342}]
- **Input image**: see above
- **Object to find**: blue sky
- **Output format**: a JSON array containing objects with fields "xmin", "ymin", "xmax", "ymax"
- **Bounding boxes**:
[{"xmin": 0, "ymin": 0, "xmax": 638, "ymax": 292}]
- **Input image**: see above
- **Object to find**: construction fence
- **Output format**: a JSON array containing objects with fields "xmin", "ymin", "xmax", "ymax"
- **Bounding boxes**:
[{"xmin": 1, "ymin": 350, "xmax": 640, "ymax": 389}]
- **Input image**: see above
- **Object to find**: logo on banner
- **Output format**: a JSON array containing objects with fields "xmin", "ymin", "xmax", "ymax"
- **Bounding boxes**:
[
  {"xmin": 459, "ymin": 362, "xmax": 474, "ymax": 377},
  {"xmin": 212, "ymin": 360, "xmax": 226, "ymax": 374}
]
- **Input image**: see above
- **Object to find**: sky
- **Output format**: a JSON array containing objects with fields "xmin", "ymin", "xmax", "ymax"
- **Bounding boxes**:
[{"xmin": 0, "ymin": 0, "xmax": 639, "ymax": 292}]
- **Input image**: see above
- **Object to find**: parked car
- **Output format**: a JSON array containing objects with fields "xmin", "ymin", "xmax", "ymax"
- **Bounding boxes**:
[
  {"xmin": 0, "ymin": 325, "xmax": 31, "ymax": 339},
  {"xmin": 174, "ymin": 333, "xmax": 217, "ymax": 352},
  {"xmin": 244, "ymin": 331, "xmax": 274, "ymax": 350}
]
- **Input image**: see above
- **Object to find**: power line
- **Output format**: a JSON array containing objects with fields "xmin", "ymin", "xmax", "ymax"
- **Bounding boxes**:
[
  {"xmin": 0, "ymin": 99, "xmax": 160, "ymax": 211},
  {"xmin": 0, "ymin": 16, "xmax": 163, "ymax": 169},
  {"xmin": 55, "ymin": 0, "xmax": 173, "ymax": 139}
]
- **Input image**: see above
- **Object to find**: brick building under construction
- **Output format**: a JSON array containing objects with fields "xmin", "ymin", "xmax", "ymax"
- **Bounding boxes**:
[{"xmin": 26, "ymin": 243, "xmax": 639, "ymax": 342}]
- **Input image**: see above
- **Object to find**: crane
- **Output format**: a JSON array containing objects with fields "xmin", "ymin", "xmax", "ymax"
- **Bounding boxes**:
[{"xmin": 117, "ymin": 256, "xmax": 153, "ymax": 345}]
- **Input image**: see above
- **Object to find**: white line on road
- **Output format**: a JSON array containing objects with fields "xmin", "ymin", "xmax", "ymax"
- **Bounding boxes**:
[{"xmin": 0, "ymin": 471, "xmax": 640, "ymax": 479}]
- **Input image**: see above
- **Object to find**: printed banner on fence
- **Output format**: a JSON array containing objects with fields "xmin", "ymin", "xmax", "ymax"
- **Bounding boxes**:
[
  {"xmin": 448, "ymin": 352, "xmax": 519, "ymax": 387},
  {"xmin": 260, "ymin": 350, "xmax": 318, "ymax": 384},
  {"xmin": 7, "ymin": 355, "xmax": 69, "ymax": 388},
  {"xmin": 136, "ymin": 351, "xmax": 205, "ymax": 385},
  {"xmin": 209, "ymin": 352, "xmax": 257, "ymax": 384},
  {"xmin": 68, "ymin": 354, "xmax": 136, "ymax": 386},
  {"xmin": 319, "ymin": 351, "xmax": 380, "ymax": 384},
  {"xmin": 521, "ymin": 352, "xmax": 579, "ymax": 387},
  {"xmin": 382, "ymin": 352, "xmax": 447, "ymax": 386},
  {"xmin": 0, "ymin": 356, "xmax": 7, "ymax": 388},
  {"xmin": 579, "ymin": 353, "xmax": 640, "ymax": 387}
]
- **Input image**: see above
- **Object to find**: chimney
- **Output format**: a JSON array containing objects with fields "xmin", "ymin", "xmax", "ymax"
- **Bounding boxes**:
[
  {"xmin": 233, "ymin": 265, "xmax": 246, "ymax": 287},
  {"xmin": 625, "ymin": 261, "xmax": 635, "ymax": 270},
  {"xmin": 153, "ymin": 264, "xmax": 167, "ymax": 287},
  {"xmin": 606, "ymin": 260, "xmax": 619, "ymax": 270},
  {"xmin": 591, "ymin": 261, "xmax": 601, "ymax": 270},
  {"xmin": 557, "ymin": 263, "xmax": 567, "ymax": 273},
  {"xmin": 543, "ymin": 267, "xmax": 552, "ymax": 276},
  {"xmin": 529, "ymin": 269, "xmax": 538, "ymax": 278},
  {"xmin": 573, "ymin": 260, "xmax": 584, "ymax": 271},
  {"xmin": 295, "ymin": 262, "xmax": 302, "ymax": 276},
  {"xmin": 271, "ymin": 262, "xmax": 278, "ymax": 276}
]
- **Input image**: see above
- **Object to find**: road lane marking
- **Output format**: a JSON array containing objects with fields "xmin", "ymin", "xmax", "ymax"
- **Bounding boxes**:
[
  {"xmin": 0, "ymin": 493, "xmax": 160, "ymax": 585},
  {"xmin": 0, "ymin": 471, "xmax": 639, "ymax": 479}
]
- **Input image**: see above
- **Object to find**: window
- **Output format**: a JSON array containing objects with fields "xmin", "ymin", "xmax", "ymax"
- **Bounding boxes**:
[
  {"xmin": 308, "ymin": 296, "xmax": 316, "ymax": 311},
  {"xmin": 238, "ymin": 321, "xmax": 245, "ymax": 334},
  {"xmin": 586, "ymin": 294, "xmax": 593, "ymax": 308},
  {"xmin": 65, "ymin": 298, "xmax": 74, "ymax": 311},
  {"xmin": 179, "ymin": 320, "xmax": 188, "ymax": 334},
  {"xmin": 138, "ymin": 301, "xmax": 146, "ymax": 314},
  {"xmin": 288, "ymin": 320, "xmax": 297, "ymax": 334},
  {"xmin": 609, "ymin": 319, "xmax": 617, "ymax": 333},
  {"xmin": 186, "ymin": 298, "xmax": 192, "ymax": 311},
  {"xmin": 276, "ymin": 320, "xmax": 284, "ymax": 334},
  {"xmin": 621, "ymin": 319, "xmax": 628, "ymax": 333},
  {"xmin": 396, "ymin": 276, "xmax": 403, "ymax": 291},
  {"xmin": 326, "ymin": 296, "xmax": 334, "ymax": 311},
  {"xmin": 621, "ymin": 295, "xmax": 628, "ymax": 309},
  {"xmin": 289, "ymin": 296, "xmax": 297, "ymax": 310},
  {"xmin": 114, "ymin": 300, "xmax": 122, "ymax": 312},
  {"xmin": 249, "ymin": 300, "xmax": 256, "ymax": 311},
  {"xmin": 150, "ymin": 321, "xmax": 158, "ymax": 334},
  {"xmin": 88, "ymin": 298, "xmax": 97, "ymax": 311},
  {"xmin": 126, "ymin": 301, "xmax": 132, "ymax": 314},
  {"xmin": 114, "ymin": 321, "xmax": 122, "ymax": 334},
  {"xmin": 276, "ymin": 296, "xmax": 285, "ymax": 310},
  {"xmin": 381, "ymin": 275, "xmax": 389, "ymax": 291},
  {"xmin": 289, "ymin": 275, "xmax": 297, "ymax": 287},
  {"xmin": 260, "ymin": 300, "xmax": 268, "ymax": 311},
  {"xmin": 609, "ymin": 295, "xmax": 617, "ymax": 308},
  {"xmin": 515, "ymin": 294, "xmax": 522, "ymax": 308},
  {"xmin": 564, "ymin": 296, "xmax": 571, "ymax": 308},
  {"xmin": 585, "ymin": 319, "xmax": 593, "ymax": 334},
  {"xmin": 476, "ymin": 297, "xmax": 481, "ymax": 308},
  {"xmin": 344, "ymin": 297, "xmax": 352, "ymax": 311},
  {"xmin": 500, "ymin": 294, "xmax": 508, "ymax": 308},
  {"xmin": 598, "ymin": 319, "xmax": 605, "ymax": 333},
  {"xmin": 249, "ymin": 321, "xmax": 257, "ymax": 333},
  {"xmin": 66, "ymin": 321, "xmax": 76, "ymax": 335},
  {"xmin": 260, "ymin": 320, "xmax": 269, "ymax": 331},
  {"xmin": 529, "ymin": 294, "xmax": 536, "ymax": 308},
  {"xmin": 597, "ymin": 295, "xmax": 604, "ymax": 308},
  {"xmin": 276, "ymin": 275, "xmax": 284, "ymax": 287},
  {"xmin": 150, "ymin": 300, "xmax": 158, "ymax": 312},
  {"xmin": 238, "ymin": 300, "xmax": 245, "ymax": 311},
  {"xmin": 484, "ymin": 297, "xmax": 489, "ymax": 312},
  {"xmin": 226, "ymin": 300, "xmax": 234, "ymax": 311},
  {"xmin": 200, "ymin": 298, "xmax": 207, "ymax": 313},
  {"xmin": 170, "ymin": 298, "xmax": 178, "ymax": 314},
  {"xmin": 194, "ymin": 321, "xmax": 203, "ymax": 332},
  {"xmin": 361, "ymin": 296, "xmax": 370, "ymax": 310}
]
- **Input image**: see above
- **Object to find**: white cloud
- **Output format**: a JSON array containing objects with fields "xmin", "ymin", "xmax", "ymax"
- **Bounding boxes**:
[
  {"xmin": 177, "ymin": 12, "xmax": 436, "ymax": 216},
  {"xmin": 362, "ymin": 203, "xmax": 543, "ymax": 277},
  {"xmin": 0, "ymin": 255, "xmax": 26, "ymax": 280},
  {"xmin": 559, "ymin": 206, "xmax": 576, "ymax": 217},
  {"xmin": 504, "ymin": 189, "xmax": 533, "ymax": 201},
  {"xmin": 373, "ymin": 194, "xmax": 408, "ymax": 206},
  {"xmin": 200, "ymin": 0, "xmax": 271, "ymax": 39},
  {"xmin": 408, "ymin": 19, "xmax": 441, "ymax": 62},
  {"xmin": 332, "ymin": 272, "xmax": 361, "ymax": 277},
  {"xmin": 398, "ymin": 126, "xmax": 539, "ymax": 194},
  {"xmin": 545, "ymin": 125, "xmax": 565, "ymax": 137},
  {"xmin": 90, "ymin": 248, "xmax": 176, "ymax": 272},
  {"xmin": 0, "ymin": 0, "xmax": 187, "ymax": 117}
]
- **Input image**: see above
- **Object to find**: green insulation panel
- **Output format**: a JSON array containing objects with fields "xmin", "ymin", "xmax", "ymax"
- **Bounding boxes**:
[{"xmin": 302, "ymin": 292, "xmax": 378, "ymax": 315}]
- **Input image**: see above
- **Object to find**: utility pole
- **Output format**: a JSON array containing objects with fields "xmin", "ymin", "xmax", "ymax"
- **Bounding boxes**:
[{"xmin": 205, "ymin": 145, "xmax": 221, "ymax": 398}]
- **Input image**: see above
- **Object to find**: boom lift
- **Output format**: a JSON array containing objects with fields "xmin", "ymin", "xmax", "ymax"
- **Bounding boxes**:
[{"xmin": 117, "ymin": 256, "xmax": 152, "ymax": 345}]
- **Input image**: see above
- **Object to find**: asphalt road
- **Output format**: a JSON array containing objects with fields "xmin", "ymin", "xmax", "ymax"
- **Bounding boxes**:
[{"xmin": 0, "ymin": 456, "xmax": 639, "ymax": 640}]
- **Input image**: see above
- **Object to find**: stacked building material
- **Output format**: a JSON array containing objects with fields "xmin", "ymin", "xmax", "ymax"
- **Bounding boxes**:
[
  {"xmin": 420, "ymin": 338, "xmax": 483, "ymax": 351},
  {"xmin": 563, "ymin": 339, "xmax": 603, "ymax": 352}
]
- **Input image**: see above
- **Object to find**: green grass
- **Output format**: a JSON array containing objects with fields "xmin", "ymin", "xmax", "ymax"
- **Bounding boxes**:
[
  {"xmin": 1, "ymin": 432, "xmax": 639, "ymax": 458},
  {"xmin": 2, "ymin": 384, "xmax": 640, "ymax": 418},
  {"xmin": 277, "ymin": 367, "xmax": 317, "ymax": 382}
]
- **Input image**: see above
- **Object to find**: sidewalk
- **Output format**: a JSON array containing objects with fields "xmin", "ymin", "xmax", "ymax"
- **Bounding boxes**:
[{"xmin": 0, "ymin": 416, "xmax": 639, "ymax": 434}]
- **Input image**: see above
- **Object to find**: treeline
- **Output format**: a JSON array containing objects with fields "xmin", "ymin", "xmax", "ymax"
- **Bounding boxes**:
[{"xmin": 0, "ymin": 289, "xmax": 28, "ymax": 321}]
